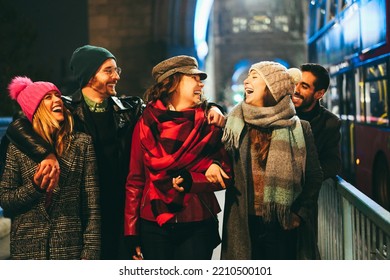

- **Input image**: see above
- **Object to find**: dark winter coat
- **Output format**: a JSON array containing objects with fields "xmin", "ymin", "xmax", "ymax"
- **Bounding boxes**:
[
  {"xmin": 297, "ymin": 102, "xmax": 341, "ymax": 180},
  {"xmin": 4, "ymin": 90, "xmax": 144, "ymax": 259},
  {"xmin": 221, "ymin": 121, "xmax": 323, "ymax": 260},
  {"xmin": 0, "ymin": 132, "xmax": 100, "ymax": 259}
]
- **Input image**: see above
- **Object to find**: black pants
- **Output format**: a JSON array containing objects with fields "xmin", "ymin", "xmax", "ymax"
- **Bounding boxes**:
[
  {"xmin": 248, "ymin": 215, "xmax": 297, "ymax": 260},
  {"xmin": 140, "ymin": 218, "xmax": 220, "ymax": 260}
]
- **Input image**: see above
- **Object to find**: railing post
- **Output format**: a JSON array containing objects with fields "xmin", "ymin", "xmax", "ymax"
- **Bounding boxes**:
[{"xmin": 342, "ymin": 197, "xmax": 353, "ymax": 259}]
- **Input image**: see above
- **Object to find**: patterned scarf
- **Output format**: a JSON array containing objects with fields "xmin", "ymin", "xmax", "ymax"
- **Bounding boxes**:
[
  {"xmin": 140, "ymin": 100, "xmax": 223, "ymax": 225},
  {"xmin": 222, "ymin": 96, "xmax": 306, "ymax": 228}
]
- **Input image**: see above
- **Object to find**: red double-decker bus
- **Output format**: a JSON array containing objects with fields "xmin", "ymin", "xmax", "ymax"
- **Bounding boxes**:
[{"xmin": 307, "ymin": 0, "xmax": 390, "ymax": 210}]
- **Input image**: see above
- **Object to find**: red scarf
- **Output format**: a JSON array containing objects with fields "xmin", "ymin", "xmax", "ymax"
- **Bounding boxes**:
[{"xmin": 140, "ymin": 100, "xmax": 223, "ymax": 225}]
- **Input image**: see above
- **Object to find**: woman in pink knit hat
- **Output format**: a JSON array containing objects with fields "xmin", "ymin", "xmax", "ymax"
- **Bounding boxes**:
[{"xmin": 0, "ymin": 76, "xmax": 100, "ymax": 259}]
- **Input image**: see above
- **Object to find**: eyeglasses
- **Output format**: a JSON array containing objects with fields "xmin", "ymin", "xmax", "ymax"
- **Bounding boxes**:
[{"xmin": 102, "ymin": 67, "xmax": 122, "ymax": 76}]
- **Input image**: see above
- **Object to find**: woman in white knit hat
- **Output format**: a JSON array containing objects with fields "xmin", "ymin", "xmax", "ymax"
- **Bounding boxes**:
[{"xmin": 220, "ymin": 61, "xmax": 323, "ymax": 260}]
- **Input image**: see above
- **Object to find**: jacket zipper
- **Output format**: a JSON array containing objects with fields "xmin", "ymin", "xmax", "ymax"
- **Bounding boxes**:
[{"xmin": 141, "ymin": 187, "xmax": 150, "ymax": 208}]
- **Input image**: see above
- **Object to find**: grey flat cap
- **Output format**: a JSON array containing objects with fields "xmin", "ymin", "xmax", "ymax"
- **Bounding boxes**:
[{"xmin": 152, "ymin": 55, "xmax": 207, "ymax": 83}]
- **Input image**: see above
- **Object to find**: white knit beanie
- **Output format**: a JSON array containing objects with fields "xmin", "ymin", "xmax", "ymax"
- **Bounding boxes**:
[{"xmin": 249, "ymin": 61, "xmax": 301, "ymax": 102}]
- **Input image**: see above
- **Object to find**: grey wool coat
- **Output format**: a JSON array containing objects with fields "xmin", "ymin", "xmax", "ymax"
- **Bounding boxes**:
[
  {"xmin": 221, "ymin": 120, "xmax": 323, "ymax": 260},
  {"xmin": 0, "ymin": 132, "xmax": 101, "ymax": 259}
]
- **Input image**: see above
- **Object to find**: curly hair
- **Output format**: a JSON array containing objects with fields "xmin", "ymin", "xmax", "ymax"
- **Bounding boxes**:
[
  {"xmin": 144, "ymin": 73, "xmax": 183, "ymax": 105},
  {"xmin": 143, "ymin": 73, "xmax": 207, "ymax": 108}
]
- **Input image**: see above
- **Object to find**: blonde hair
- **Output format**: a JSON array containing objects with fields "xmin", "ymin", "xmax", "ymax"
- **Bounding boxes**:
[{"xmin": 32, "ymin": 101, "xmax": 74, "ymax": 156}]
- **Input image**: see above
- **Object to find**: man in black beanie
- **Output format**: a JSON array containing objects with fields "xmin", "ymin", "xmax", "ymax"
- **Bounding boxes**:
[{"xmin": 5, "ymin": 44, "xmax": 144, "ymax": 260}]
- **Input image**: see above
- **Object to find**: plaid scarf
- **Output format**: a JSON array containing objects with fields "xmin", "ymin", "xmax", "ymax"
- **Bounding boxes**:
[
  {"xmin": 222, "ymin": 96, "xmax": 306, "ymax": 228},
  {"xmin": 140, "ymin": 100, "xmax": 223, "ymax": 225}
]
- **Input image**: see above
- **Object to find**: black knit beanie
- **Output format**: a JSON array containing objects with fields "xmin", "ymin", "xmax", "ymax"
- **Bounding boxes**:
[{"xmin": 69, "ymin": 45, "xmax": 116, "ymax": 88}]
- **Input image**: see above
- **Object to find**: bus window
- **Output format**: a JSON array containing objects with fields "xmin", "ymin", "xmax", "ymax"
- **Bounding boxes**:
[
  {"xmin": 356, "ymin": 68, "xmax": 365, "ymax": 123},
  {"xmin": 337, "ymin": 72, "xmax": 357, "ymax": 182},
  {"xmin": 308, "ymin": 2, "xmax": 318, "ymax": 37},
  {"xmin": 328, "ymin": 0, "xmax": 338, "ymax": 21},
  {"xmin": 341, "ymin": 0, "xmax": 354, "ymax": 10},
  {"xmin": 345, "ymin": 72, "xmax": 356, "ymax": 118},
  {"xmin": 317, "ymin": 0, "xmax": 327, "ymax": 30},
  {"xmin": 325, "ymin": 76, "xmax": 340, "ymax": 115},
  {"xmin": 365, "ymin": 63, "xmax": 388, "ymax": 125}
]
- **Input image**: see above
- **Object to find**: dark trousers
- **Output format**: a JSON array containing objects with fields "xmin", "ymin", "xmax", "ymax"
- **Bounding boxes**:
[
  {"xmin": 140, "ymin": 218, "xmax": 220, "ymax": 260},
  {"xmin": 101, "ymin": 217, "xmax": 131, "ymax": 260},
  {"xmin": 248, "ymin": 215, "xmax": 297, "ymax": 260}
]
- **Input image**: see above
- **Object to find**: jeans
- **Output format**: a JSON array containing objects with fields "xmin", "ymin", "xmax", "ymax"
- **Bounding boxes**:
[
  {"xmin": 139, "ymin": 218, "xmax": 220, "ymax": 260},
  {"xmin": 248, "ymin": 215, "xmax": 297, "ymax": 260}
]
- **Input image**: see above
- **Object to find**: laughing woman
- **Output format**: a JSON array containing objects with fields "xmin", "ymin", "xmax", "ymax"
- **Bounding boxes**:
[
  {"xmin": 221, "ymin": 62, "xmax": 323, "ymax": 260},
  {"xmin": 124, "ymin": 56, "xmax": 231, "ymax": 260},
  {"xmin": 0, "ymin": 77, "xmax": 100, "ymax": 259}
]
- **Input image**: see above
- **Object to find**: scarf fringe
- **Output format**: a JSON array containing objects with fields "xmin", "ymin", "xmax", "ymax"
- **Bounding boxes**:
[
  {"xmin": 222, "ymin": 104, "xmax": 245, "ymax": 150},
  {"xmin": 221, "ymin": 126, "xmax": 239, "ymax": 151},
  {"xmin": 262, "ymin": 203, "xmax": 292, "ymax": 229}
]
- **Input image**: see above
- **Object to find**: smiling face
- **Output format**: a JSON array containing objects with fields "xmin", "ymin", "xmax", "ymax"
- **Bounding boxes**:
[
  {"xmin": 170, "ymin": 74, "xmax": 204, "ymax": 110},
  {"xmin": 243, "ymin": 69, "xmax": 268, "ymax": 107},
  {"xmin": 42, "ymin": 90, "xmax": 64, "ymax": 122},
  {"xmin": 292, "ymin": 71, "xmax": 324, "ymax": 112},
  {"xmin": 88, "ymin": 58, "xmax": 120, "ymax": 100}
]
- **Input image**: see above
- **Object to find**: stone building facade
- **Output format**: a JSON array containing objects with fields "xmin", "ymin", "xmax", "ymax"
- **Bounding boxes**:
[{"xmin": 87, "ymin": 0, "xmax": 307, "ymax": 102}]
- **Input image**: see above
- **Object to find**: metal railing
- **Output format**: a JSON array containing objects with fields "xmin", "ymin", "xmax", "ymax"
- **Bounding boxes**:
[
  {"xmin": 318, "ymin": 176, "xmax": 390, "ymax": 259},
  {"xmin": 0, "ymin": 117, "xmax": 12, "ymax": 139}
]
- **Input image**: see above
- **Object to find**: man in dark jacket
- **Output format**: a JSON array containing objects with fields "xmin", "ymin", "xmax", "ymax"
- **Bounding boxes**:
[
  {"xmin": 292, "ymin": 63, "xmax": 341, "ymax": 181},
  {"xmin": 5, "ymin": 45, "xmax": 144, "ymax": 259},
  {"xmin": 291, "ymin": 63, "xmax": 341, "ymax": 247}
]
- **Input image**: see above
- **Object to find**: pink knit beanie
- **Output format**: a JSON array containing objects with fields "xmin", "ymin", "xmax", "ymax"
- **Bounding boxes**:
[
  {"xmin": 8, "ymin": 76, "xmax": 61, "ymax": 122},
  {"xmin": 249, "ymin": 61, "xmax": 301, "ymax": 102}
]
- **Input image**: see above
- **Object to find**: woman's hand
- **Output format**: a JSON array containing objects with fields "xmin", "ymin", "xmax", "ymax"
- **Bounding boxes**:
[
  {"xmin": 132, "ymin": 246, "xmax": 144, "ymax": 260},
  {"xmin": 207, "ymin": 106, "xmax": 226, "ymax": 127},
  {"xmin": 205, "ymin": 163, "xmax": 229, "ymax": 188},
  {"xmin": 172, "ymin": 176, "xmax": 185, "ymax": 192},
  {"xmin": 285, "ymin": 213, "xmax": 301, "ymax": 230},
  {"xmin": 34, "ymin": 153, "xmax": 60, "ymax": 192},
  {"xmin": 33, "ymin": 164, "xmax": 59, "ymax": 192}
]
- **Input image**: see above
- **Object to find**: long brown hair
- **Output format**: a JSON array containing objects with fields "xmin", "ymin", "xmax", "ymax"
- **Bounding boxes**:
[
  {"xmin": 144, "ymin": 74, "xmax": 183, "ymax": 105},
  {"xmin": 249, "ymin": 126, "xmax": 272, "ymax": 167},
  {"xmin": 32, "ymin": 101, "xmax": 74, "ymax": 156}
]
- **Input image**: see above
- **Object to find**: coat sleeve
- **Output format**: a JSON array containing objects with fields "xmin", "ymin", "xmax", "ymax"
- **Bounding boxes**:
[
  {"xmin": 124, "ymin": 120, "xmax": 145, "ymax": 236},
  {"xmin": 6, "ymin": 117, "xmax": 54, "ymax": 163},
  {"xmin": 319, "ymin": 116, "xmax": 341, "ymax": 180},
  {"xmin": 0, "ymin": 144, "xmax": 44, "ymax": 215},
  {"xmin": 186, "ymin": 145, "xmax": 232, "ymax": 193},
  {"xmin": 80, "ymin": 137, "xmax": 101, "ymax": 260},
  {"xmin": 292, "ymin": 121, "xmax": 323, "ymax": 222}
]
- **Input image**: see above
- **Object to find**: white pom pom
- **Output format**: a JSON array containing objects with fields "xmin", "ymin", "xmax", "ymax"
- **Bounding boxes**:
[{"xmin": 287, "ymin": 68, "xmax": 302, "ymax": 84}]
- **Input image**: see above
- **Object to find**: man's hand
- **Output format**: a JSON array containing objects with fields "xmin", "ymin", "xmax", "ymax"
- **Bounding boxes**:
[{"xmin": 207, "ymin": 106, "xmax": 226, "ymax": 127}]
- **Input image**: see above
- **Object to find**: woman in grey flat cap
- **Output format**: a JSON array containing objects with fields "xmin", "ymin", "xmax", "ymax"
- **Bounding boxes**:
[{"xmin": 124, "ymin": 55, "xmax": 232, "ymax": 260}]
